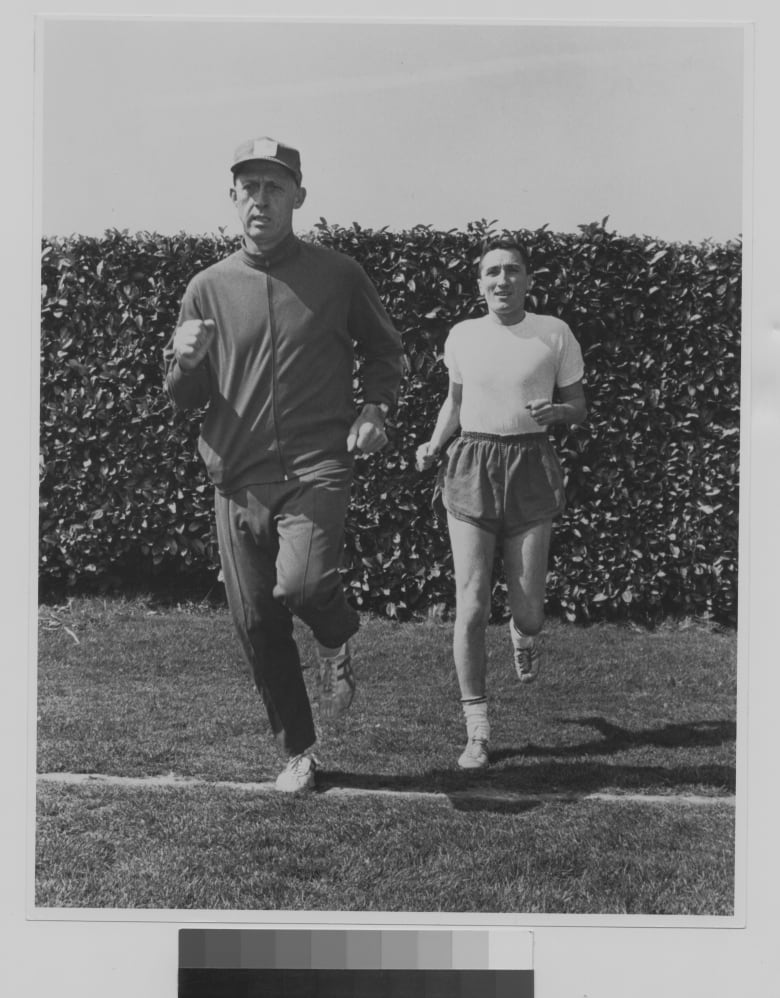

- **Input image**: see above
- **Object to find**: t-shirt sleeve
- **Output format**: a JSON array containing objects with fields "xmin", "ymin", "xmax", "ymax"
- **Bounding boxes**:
[
  {"xmin": 443, "ymin": 330, "xmax": 463, "ymax": 384},
  {"xmin": 556, "ymin": 323, "xmax": 585, "ymax": 388}
]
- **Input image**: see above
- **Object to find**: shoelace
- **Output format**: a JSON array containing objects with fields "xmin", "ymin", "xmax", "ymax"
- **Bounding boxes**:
[
  {"xmin": 321, "ymin": 657, "xmax": 349, "ymax": 692},
  {"xmin": 320, "ymin": 661, "xmax": 336, "ymax": 695},
  {"xmin": 516, "ymin": 646, "xmax": 538, "ymax": 671},
  {"xmin": 287, "ymin": 752, "xmax": 311, "ymax": 771}
]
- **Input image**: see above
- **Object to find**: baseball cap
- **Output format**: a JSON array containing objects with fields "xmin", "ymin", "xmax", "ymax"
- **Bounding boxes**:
[{"xmin": 231, "ymin": 137, "xmax": 302, "ymax": 185}]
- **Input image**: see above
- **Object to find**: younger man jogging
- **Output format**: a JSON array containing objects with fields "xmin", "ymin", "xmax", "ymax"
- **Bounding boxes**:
[{"xmin": 417, "ymin": 236, "xmax": 586, "ymax": 770}]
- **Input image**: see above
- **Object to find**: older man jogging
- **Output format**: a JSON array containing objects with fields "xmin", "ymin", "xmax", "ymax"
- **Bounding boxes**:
[
  {"xmin": 165, "ymin": 136, "xmax": 404, "ymax": 792},
  {"xmin": 417, "ymin": 235, "xmax": 586, "ymax": 770}
]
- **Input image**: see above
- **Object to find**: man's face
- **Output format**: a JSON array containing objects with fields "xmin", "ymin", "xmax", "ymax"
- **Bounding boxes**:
[
  {"xmin": 477, "ymin": 248, "xmax": 531, "ymax": 323},
  {"xmin": 230, "ymin": 162, "xmax": 306, "ymax": 250}
]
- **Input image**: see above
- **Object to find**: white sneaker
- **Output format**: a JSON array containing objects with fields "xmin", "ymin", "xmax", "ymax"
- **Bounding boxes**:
[
  {"xmin": 317, "ymin": 641, "xmax": 356, "ymax": 721},
  {"xmin": 510, "ymin": 623, "xmax": 543, "ymax": 683},
  {"xmin": 275, "ymin": 752, "xmax": 318, "ymax": 793},
  {"xmin": 457, "ymin": 734, "xmax": 490, "ymax": 770}
]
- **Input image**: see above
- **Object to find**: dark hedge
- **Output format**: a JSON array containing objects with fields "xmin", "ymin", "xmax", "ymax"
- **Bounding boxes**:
[{"xmin": 39, "ymin": 219, "xmax": 741, "ymax": 626}]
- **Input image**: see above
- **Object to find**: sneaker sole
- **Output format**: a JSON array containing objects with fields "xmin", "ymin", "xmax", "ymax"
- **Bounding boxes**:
[
  {"xmin": 458, "ymin": 759, "xmax": 489, "ymax": 771},
  {"xmin": 274, "ymin": 772, "xmax": 316, "ymax": 793},
  {"xmin": 275, "ymin": 780, "xmax": 316, "ymax": 793},
  {"xmin": 457, "ymin": 748, "xmax": 490, "ymax": 770}
]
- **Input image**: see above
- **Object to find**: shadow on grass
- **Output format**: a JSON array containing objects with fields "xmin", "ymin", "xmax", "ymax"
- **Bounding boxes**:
[
  {"xmin": 492, "ymin": 717, "xmax": 737, "ymax": 761},
  {"xmin": 320, "ymin": 717, "xmax": 736, "ymax": 814}
]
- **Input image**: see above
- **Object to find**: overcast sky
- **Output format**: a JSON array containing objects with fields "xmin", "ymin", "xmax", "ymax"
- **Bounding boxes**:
[{"xmin": 39, "ymin": 18, "xmax": 745, "ymax": 243}]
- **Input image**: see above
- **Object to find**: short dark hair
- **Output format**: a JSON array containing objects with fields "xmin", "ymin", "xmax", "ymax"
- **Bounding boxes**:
[{"xmin": 476, "ymin": 236, "xmax": 531, "ymax": 275}]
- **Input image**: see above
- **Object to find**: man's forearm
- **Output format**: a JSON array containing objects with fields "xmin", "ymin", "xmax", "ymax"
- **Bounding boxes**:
[
  {"xmin": 361, "ymin": 349, "xmax": 405, "ymax": 408},
  {"xmin": 164, "ymin": 354, "xmax": 211, "ymax": 410},
  {"xmin": 429, "ymin": 398, "xmax": 461, "ymax": 452},
  {"xmin": 551, "ymin": 399, "xmax": 587, "ymax": 426}
]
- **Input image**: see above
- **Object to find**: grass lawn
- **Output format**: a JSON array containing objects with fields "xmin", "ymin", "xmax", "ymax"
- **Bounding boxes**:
[{"xmin": 35, "ymin": 598, "xmax": 738, "ymax": 915}]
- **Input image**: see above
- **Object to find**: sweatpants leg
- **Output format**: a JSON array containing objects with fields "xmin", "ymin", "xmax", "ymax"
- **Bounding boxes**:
[
  {"xmin": 274, "ymin": 468, "xmax": 360, "ymax": 650},
  {"xmin": 215, "ymin": 485, "xmax": 316, "ymax": 757}
]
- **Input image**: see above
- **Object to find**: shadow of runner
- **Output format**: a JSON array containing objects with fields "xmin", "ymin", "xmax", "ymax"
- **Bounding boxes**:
[
  {"xmin": 320, "ymin": 750, "xmax": 735, "ymax": 814},
  {"xmin": 490, "ymin": 717, "xmax": 736, "ymax": 767},
  {"xmin": 516, "ymin": 716, "xmax": 737, "ymax": 756},
  {"xmin": 320, "ymin": 761, "xmax": 735, "ymax": 795},
  {"xmin": 321, "ymin": 715, "xmax": 735, "ymax": 791},
  {"xmin": 315, "ymin": 772, "xmax": 550, "ymax": 815}
]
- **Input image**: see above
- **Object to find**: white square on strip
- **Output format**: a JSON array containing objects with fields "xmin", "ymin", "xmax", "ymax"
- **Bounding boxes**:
[{"xmin": 253, "ymin": 138, "xmax": 278, "ymax": 158}]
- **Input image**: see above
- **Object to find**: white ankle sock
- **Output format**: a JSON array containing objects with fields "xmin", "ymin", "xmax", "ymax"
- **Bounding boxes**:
[{"xmin": 461, "ymin": 697, "xmax": 490, "ymax": 740}]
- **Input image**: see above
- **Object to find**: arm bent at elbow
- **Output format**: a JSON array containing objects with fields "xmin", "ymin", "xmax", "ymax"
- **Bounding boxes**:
[
  {"xmin": 556, "ymin": 380, "xmax": 587, "ymax": 426},
  {"xmin": 162, "ymin": 319, "xmax": 215, "ymax": 410},
  {"xmin": 416, "ymin": 381, "xmax": 462, "ymax": 471},
  {"xmin": 164, "ymin": 360, "xmax": 211, "ymax": 410},
  {"xmin": 526, "ymin": 380, "xmax": 587, "ymax": 429}
]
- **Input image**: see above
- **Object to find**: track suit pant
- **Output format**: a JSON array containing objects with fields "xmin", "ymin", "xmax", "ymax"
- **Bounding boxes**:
[{"xmin": 214, "ymin": 467, "xmax": 359, "ymax": 757}]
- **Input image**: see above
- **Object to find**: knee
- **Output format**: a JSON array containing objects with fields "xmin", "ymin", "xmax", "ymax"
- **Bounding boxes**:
[
  {"xmin": 274, "ymin": 573, "xmax": 309, "ymax": 615},
  {"xmin": 274, "ymin": 566, "xmax": 337, "ymax": 617},
  {"xmin": 456, "ymin": 589, "xmax": 491, "ymax": 632}
]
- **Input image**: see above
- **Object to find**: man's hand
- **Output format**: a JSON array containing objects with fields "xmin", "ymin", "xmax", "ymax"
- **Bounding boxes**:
[
  {"xmin": 525, "ymin": 398, "xmax": 559, "ymax": 427},
  {"xmin": 415, "ymin": 441, "xmax": 439, "ymax": 471},
  {"xmin": 173, "ymin": 319, "xmax": 217, "ymax": 371},
  {"xmin": 347, "ymin": 404, "xmax": 388, "ymax": 454}
]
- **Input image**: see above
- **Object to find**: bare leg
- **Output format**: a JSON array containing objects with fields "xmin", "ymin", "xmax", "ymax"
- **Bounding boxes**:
[
  {"xmin": 447, "ymin": 514, "xmax": 497, "ymax": 699},
  {"xmin": 502, "ymin": 520, "xmax": 553, "ymax": 636}
]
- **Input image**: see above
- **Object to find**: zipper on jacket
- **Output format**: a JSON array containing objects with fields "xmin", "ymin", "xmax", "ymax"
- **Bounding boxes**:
[{"xmin": 266, "ymin": 271, "xmax": 290, "ymax": 480}]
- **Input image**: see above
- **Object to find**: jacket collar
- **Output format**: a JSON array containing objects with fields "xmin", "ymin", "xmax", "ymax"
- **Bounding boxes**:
[{"xmin": 240, "ymin": 232, "xmax": 300, "ymax": 270}]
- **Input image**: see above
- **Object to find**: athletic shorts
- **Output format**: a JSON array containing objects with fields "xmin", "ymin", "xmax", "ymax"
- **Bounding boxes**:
[{"xmin": 440, "ymin": 431, "xmax": 566, "ymax": 537}]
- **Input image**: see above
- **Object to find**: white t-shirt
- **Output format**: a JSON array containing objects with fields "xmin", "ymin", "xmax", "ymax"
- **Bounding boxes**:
[{"xmin": 444, "ymin": 312, "xmax": 584, "ymax": 435}]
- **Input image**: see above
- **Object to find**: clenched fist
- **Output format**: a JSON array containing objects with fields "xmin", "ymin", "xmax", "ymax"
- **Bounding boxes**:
[
  {"xmin": 525, "ymin": 398, "xmax": 559, "ymax": 427},
  {"xmin": 346, "ymin": 404, "xmax": 388, "ymax": 454},
  {"xmin": 173, "ymin": 319, "xmax": 217, "ymax": 371},
  {"xmin": 415, "ymin": 441, "xmax": 439, "ymax": 471}
]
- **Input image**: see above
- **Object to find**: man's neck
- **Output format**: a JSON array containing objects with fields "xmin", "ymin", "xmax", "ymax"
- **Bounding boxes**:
[
  {"xmin": 489, "ymin": 308, "xmax": 526, "ymax": 326},
  {"xmin": 244, "ymin": 235, "xmax": 283, "ymax": 255},
  {"xmin": 242, "ymin": 231, "xmax": 297, "ymax": 263}
]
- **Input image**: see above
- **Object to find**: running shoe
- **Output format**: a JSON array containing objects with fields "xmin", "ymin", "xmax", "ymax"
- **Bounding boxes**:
[
  {"xmin": 317, "ymin": 641, "xmax": 356, "ymax": 721},
  {"xmin": 275, "ymin": 752, "xmax": 318, "ymax": 793},
  {"xmin": 510, "ymin": 623, "xmax": 543, "ymax": 684},
  {"xmin": 457, "ymin": 734, "xmax": 490, "ymax": 770}
]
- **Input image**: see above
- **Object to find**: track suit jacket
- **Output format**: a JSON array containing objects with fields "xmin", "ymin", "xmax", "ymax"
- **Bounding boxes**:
[{"xmin": 164, "ymin": 232, "xmax": 404, "ymax": 490}]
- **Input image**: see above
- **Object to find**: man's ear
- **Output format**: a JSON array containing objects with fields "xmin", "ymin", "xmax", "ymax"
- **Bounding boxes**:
[
  {"xmin": 294, "ymin": 186, "xmax": 307, "ymax": 210},
  {"xmin": 229, "ymin": 186, "xmax": 237, "ymax": 205}
]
